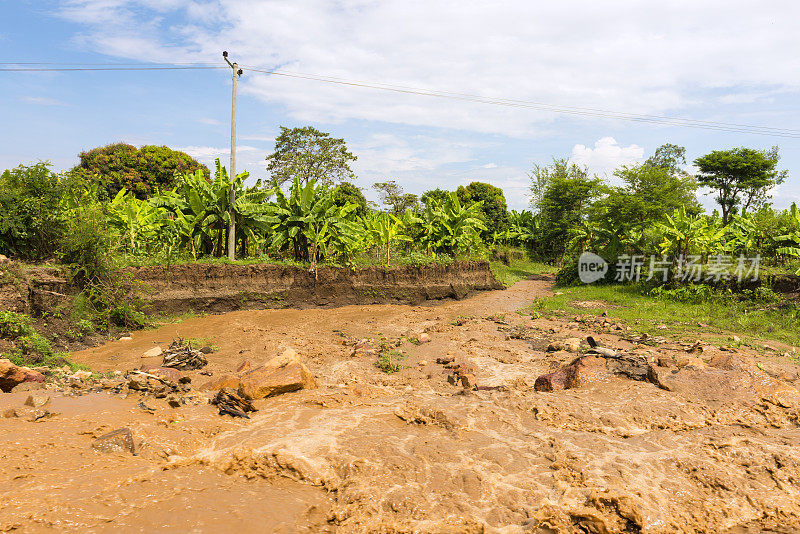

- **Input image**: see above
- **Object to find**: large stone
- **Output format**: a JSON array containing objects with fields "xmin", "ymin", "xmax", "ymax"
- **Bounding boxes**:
[
  {"xmin": 199, "ymin": 374, "xmax": 241, "ymax": 392},
  {"xmin": 140, "ymin": 365, "xmax": 182, "ymax": 383},
  {"xmin": 0, "ymin": 359, "xmax": 45, "ymax": 393},
  {"xmin": 534, "ymin": 356, "xmax": 611, "ymax": 391},
  {"xmin": 92, "ymin": 428, "xmax": 136, "ymax": 454},
  {"xmin": 24, "ymin": 392, "xmax": 50, "ymax": 408},
  {"xmin": 142, "ymin": 346, "xmax": 163, "ymax": 358},
  {"xmin": 238, "ymin": 348, "xmax": 317, "ymax": 400}
]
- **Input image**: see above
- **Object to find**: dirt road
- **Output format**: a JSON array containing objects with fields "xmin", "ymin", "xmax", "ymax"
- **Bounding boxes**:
[{"xmin": 2, "ymin": 279, "xmax": 800, "ymax": 533}]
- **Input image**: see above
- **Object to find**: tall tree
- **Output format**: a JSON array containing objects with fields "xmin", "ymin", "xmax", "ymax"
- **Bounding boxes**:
[
  {"xmin": 531, "ymin": 159, "xmax": 604, "ymax": 261},
  {"xmin": 594, "ymin": 144, "xmax": 701, "ymax": 227},
  {"xmin": 373, "ymin": 180, "xmax": 418, "ymax": 215},
  {"xmin": 456, "ymin": 181, "xmax": 509, "ymax": 239},
  {"xmin": 266, "ymin": 126, "xmax": 357, "ymax": 187},
  {"xmin": 71, "ymin": 143, "xmax": 208, "ymax": 199},
  {"xmin": 694, "ymin": 146, "xmax": 786, "ymax": 225}
]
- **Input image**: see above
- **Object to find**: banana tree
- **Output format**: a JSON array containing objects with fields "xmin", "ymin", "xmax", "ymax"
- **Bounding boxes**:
[
  {"xmin": 106, "ymin": 189, "xmax": 165, "ymax": 253},
  {"xmin": 777, "ymin": 202, "xmax": 800, "ymax": 274}
]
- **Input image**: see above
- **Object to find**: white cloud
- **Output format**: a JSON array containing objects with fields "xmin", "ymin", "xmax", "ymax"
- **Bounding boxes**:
[
  {"xmin": 55, "ymin": 0, "xmax": 800, "ymax": 136},
  {"xmin": 196, "ymin": 117, "xmax": 222, "ymax": 125},
  {"xmin": 570, "ymin": 137, "xmax": 644, "ymax": 179}
]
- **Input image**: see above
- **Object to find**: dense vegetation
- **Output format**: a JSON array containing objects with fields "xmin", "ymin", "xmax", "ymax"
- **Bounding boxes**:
[{"xmin": 1, "ymin": 129, "xmax": 797, "ymax": 328}]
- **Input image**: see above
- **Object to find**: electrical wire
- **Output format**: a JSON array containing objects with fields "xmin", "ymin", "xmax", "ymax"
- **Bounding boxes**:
[
  {"xmin": 1, "ymin": 60, "xmax": 797, "ymax": 138},
  {"xmin": 240, "ymin": 66, "xmax": 800, "ymax": 139}
]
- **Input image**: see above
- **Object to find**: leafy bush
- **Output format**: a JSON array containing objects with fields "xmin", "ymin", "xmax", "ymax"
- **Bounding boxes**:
[
  {"xmin": 0, "ymin": 162, "xmax": 68, "ymax": 259},
  {"xmin": 0, "ymin": 311, "xmax": 35, "ymax": 339},
  {"xmin": 72, "ymin": 143, "xmax": 209, "ymax": 199}
]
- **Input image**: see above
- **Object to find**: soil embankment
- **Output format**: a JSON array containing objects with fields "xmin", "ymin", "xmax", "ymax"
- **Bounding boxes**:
[
  {"xmin": 124, "ymin": 260, "xmax": 503, "ymax": 313},
  {"xmin": 4, "ymin": 279, "xmax": 800, "ymax": 532}
]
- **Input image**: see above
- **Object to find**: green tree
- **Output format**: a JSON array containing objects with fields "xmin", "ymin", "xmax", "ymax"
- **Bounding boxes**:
[
  {"xmin": 0, "ymin": 162, "xmax": 69, "ymax": 259},
  {"xmin": 645, "ymin": 143, "xmax": 687, "ymax": 174},
  {"xmin": 532, "ymin": 159, "xmax": 604, "ymax": 261},
  {"xmin": 71, "ymin": 143, "xmax": 209, "ymax": 199},
  {"xmin": 694, "ymin": 146, "xmax": 786, "ymax": 225},
  {"xmin": 333, "ymin": 181, "xmax": 369, "ymax": 217},
  {"xmin": 420, "ymin": 188, "xmax": 450, "ymax": 208},
  {"xmin": 373, "ymin": 180, "xmax": 419, "ymax": 215},
  {"xmin": 456, "ymin": 181, "xmax": 509, "ymax": 239},
  {"xmin": 266, "ymin": 126, "xmax": 357, "ymax": 186}
]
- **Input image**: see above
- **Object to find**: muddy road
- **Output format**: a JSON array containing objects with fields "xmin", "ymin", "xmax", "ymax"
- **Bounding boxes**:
[{"xmin": 3, "ymin": 280, "xmax": 800, "ymax": 533}]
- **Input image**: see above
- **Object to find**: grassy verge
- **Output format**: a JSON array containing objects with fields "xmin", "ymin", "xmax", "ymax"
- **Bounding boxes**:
[
  {"xmin": 491, "ymin": 257, "xmax": 557, "ymax": 287},
  {"xmin": 529, "ymin": 284, "xmax": 800, "ymax": 349}
]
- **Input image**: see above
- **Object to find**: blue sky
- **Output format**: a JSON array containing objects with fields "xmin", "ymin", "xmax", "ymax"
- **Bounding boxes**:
[{"xmin": 1, "ymin": 0, "xmax": 798, "ymax": 211}]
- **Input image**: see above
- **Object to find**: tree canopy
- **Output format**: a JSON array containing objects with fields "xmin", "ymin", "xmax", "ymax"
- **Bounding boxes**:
[
  {"xmin": 71, "ymin": 143, "xmax": 208, "ymax": 199},
  {"xmin": 456, "ymin": 181, "xmax": 509, "ymax": 238},
  {"xmin": 532, "ymin": 159, "xmax": 604, "ymax": 260},
  {"xmin": 373, "ymin": 180, "xmax": 419, "ymax": 215},
  {"xmin": 266, "ymin": 126, "xmax": 357, "ymax": 187},
  {"xmin": 694, "ymin": 146, "xmax": 786, "ymax": 225},
  {"xmin": 333, "ymin": 181, "xmax": 369, "ymax": 217}
]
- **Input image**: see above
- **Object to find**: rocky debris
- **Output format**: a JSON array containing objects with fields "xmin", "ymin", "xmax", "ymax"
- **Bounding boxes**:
[
  {"xmin": 238, "ymin": 348, "xmax": 317, "ymax": 400},
  {"xmin": 140, "ymin": 365, "xmax": 182, "ymax": 382},
  {"xmin": 142, "ymin": 346, "xmax": 163, "ymax": 358},
  {"xmin": 3, "ymin": 406, "xmax": 55, "ymax": 422},
  {"xmin": 69, "ymin": 370, "xmax": 92, "ymax": 380},
  {"xmin": 546, "ymin": 337, "xmax": 582, "ymax": 353},
  {"xmin": 0, "ymin": 359, "xmax": 45, "ymax": 393},
  {"xmin": 417, "ymin": 332, "xmax": 431, "ymax": 344},
  {"xmin": 535, "ymin": 356, "xmax": 611, "ymax": 391},
  {"xmin": 348, "ymin": 338, "xmax": 380, "ymax": 358},
  {"xmin": 92, "ymin": 428, "xmax": 136, "ymax": 455},
  {"xmin": 161, "ymin": 339, "xmax": 208, "ymax": 370},
  {"xmin": 10, "ymin": 381, "xmax": 45, "ymax": 393},
  {"xmin": 24, "ymin": 392, "xmax": 50, "ymax": 408},
  {"xmin": 211, "ymin": 387, "xmax": 257, "ymax": 418}
]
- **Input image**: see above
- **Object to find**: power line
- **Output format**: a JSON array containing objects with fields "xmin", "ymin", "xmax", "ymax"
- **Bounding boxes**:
[
  {"xmin": 240, "ymin": 65, "xmax": 800, "ymax": 139},
  {"xmin": 0, "ymin": 66, "xmax": 225, "ymax": 71},
  {"xmin": 1, "ymin": 60, "xmax": 797, "ymax": 138}
]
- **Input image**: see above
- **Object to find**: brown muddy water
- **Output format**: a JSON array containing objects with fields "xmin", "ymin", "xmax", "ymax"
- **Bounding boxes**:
[{"xmin": 2, "ymin": 280, "xmax": 800, "ymax": 533}]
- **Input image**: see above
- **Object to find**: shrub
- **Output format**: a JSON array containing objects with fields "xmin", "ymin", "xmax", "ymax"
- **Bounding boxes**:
[
  {"xmin": 0, "ymin": 162, "xmax": 67, "ymax": 259},
  {"xmin": 72, "ymin": 143, "xmax": 209, "ymax": 199}
]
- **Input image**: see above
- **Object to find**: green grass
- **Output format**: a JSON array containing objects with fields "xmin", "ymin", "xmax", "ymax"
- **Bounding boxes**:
[
  {"xmin": 491, "ymin": 257, "xmax": 557, "ymax": 287},
  {"xmin": 529, "ymin": 284, "xmax": 800, "ymax": 348}
]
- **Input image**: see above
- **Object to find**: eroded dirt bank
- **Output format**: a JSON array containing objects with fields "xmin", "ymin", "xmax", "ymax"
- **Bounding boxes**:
[
  {"xmin": 125, "ymin": 260, "xmax": 503, "ymax": 313},
  {"xmin": 3, "ymin": 280, "xmax": 800, "ymax": 533}
]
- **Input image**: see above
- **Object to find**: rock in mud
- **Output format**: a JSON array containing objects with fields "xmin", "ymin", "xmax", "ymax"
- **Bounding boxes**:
[
  {"xmin": 24, "ymin": 392, "xmax": 50, "ymax": 408},
  {"xmin": 200, "ymin": 374, "xmax": 241, "ymax": 392},
  {"xmin": 238, "ymin": 348, "xmax": 317, "ymax": 400},
  {"xmin": 140, "ymin": 365, "xmax": 182, "ymax": 383},
  {"xmin": 142, "ymin": 346, "xmax": 163, "ymax": 358},
  {"xmin": 10, "ymin": 381, "xmax": 44, "ymax": 393},
  {"xmin": 0, "ymin": 359, "xmax": 45, "ymax": 393},
  {"xmin": 534, "ymin": 356, "xmax": 611, "ymax": 391},
  {"xmin": 92, "ymin": 428, "xmax": 136, "ymax": 455}
]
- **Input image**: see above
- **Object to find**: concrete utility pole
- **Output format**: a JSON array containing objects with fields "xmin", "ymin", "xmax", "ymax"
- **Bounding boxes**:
[{"xmin": 223, "ymin": 51, "xmax": 243, "ymax": 260}]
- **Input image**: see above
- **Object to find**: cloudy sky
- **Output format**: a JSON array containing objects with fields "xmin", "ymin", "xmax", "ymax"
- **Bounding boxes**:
[{"xmin": 2, "ymin": 0, "xmax": 798, "ymax": 210}]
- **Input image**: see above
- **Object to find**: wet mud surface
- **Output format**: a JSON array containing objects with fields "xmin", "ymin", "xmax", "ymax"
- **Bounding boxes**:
[{"xmin": 3, "ymin": 280, "xmax": 800, "ymax": 533}]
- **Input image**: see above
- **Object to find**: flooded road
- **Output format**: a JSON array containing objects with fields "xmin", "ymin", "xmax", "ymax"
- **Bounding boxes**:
[{"xmin": 3, "ymin": 280, "xmax": 800, "ymax": 532}]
